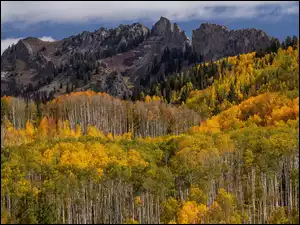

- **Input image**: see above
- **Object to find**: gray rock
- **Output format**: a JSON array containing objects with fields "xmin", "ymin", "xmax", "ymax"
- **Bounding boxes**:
[
  {"xmin": 1, "ymin": 18, "xmax": 272, "ymax": 99},
  {"xmin": 151, "ymin": 16, "xmax": 172, "ymax": 40},
  {"xmin": 192, "ymin": 23, "xmax": 271, "ymax": 61}
]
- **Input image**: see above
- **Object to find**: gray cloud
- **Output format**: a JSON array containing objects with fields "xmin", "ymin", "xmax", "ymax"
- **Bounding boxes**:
[{"xmin": 1, "ymin": 1, "xmax": 298, "ymax": 25}]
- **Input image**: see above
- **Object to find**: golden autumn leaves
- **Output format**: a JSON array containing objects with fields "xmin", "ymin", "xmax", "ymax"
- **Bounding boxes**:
[
  {"xmin": 162, "ymin": 188, "xmax": 242, "ymax": 224},
  {"xmin": 190, "ymin": 93, "xmax": 299, "ymax": 134},
  {"xmin": 4, "ymin": 120, "xmax": 148, "ymax": 179},
  {"xmin": 2, "ymin": 116, "xmax": 135, "ymax": 146},
  {"xmin": 186, "ymin": 46, "xmax": 299, "ymax": 119},
  {"xmin": 1, "ymin": 43, "xmax": 299, "ymax": 224}
]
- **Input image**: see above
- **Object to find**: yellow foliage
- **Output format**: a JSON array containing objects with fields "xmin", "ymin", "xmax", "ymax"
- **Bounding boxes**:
[
  {"xmin": 193, "ymin": 118, "xmax": 221, "ymax": 134},
  {"xmin": 32, "ymin": 187, "xmax": 41, "ymax": 197},
  {"xmin": 1, "ymin": 209, "xmax": 9, "ymax": 224},
  {"xmin": 62, "ymin": 120, "xmax": 72, "ymax": 137},
  {"xmin": 16, "ymin": 179, "xmax": 31, "ymax": 197},
  {"xmin": 97, "ymin": 168, "xmax": 104, "ymax": 176},
  {"xmin": 122, "ymin": 132, "xmax": 132, "ymax": 140},
  {"xmin": 87, "ymin": 125, "xmax": 105, "ymax": 138},
  {"xmin": 190, "ymin": 92, "xmax": 298, "ymax": 132},
  {"xmin": 43, "ymin": 148, "xmax": 55, "ymax": 164},
  {"xmin": 75, "ymin": 124, "xmax": 82, "ymax": 138},
  {"xmin": 188, "ymin": 187, "xmax": 207, "ymax": 204},
  {"xmin": 42, "ymin": 142, "xmax": 109, "ymax": 175},
  {"xmin": 187, "ymin": 46, "xmax": 299, "ymax": 121},
  {"xmin": 145, "ymin": 95, "xmax": 151, "ymax": 102},
  {"xmin": 124, "ymin": 219, "xmax": 139, "ymax": 224},
  {"xmin": 107, "ymin": 132, "xmax": 114, "ymax": 140},
  {"xmin": 39, "ymin": 117, "xmax": 48, "ymax": 138},
  {"xmin": 127, "ymin": 149, "xmax": 149, "ymax": 168},
  {"xmin": 135, "ymin": 196, "xmax": 142, "ymax": 206},
  {"xmin": 25, "ymin": 121, "xmax": 35, "ymax": 137},
  {"xmin": 152, "ymin": 95, "xmax": 161, "ymax": 101},
  {"xmin": 178, "ymin": 201, "xmax": 208, "ymax": 224},
  {"xmin": 4, "ymin": 121, "xmax": 20, "ymax": 146}
]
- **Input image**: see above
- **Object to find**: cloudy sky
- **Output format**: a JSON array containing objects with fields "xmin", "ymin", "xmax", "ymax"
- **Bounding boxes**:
[{"xmin": 1, "ymin": 1, "xmax": 299, "ymax": 54}]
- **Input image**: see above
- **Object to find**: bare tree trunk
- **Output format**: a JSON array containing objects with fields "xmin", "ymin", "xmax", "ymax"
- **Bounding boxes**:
[
  {"xmin": 262, "ymin": 172, "xmax": 267, "ymax": 224},
  {"xmin": 252, "ymin": 166, "xmax": 256, "ymax": 224}
]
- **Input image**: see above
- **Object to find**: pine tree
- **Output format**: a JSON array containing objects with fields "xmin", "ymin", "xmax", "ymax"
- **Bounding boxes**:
[{"xmin": 66, "ymin": 83, "xmax": 70, "ymax": 93}]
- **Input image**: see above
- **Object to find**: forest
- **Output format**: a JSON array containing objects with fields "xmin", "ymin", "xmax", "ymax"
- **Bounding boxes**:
[{"xmin": 1, "ymin": 41, "xmax": 299, "ymax": 224}]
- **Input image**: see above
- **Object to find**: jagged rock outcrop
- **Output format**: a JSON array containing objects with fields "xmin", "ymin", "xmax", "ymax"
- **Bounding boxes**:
[
  {"xmin": 192, "ymin": 23, "xmax": 271, "ymax": 61},
  {"xmin": 59, "ymin": 23, "xmax": 150, "ymax": 57},
  {"xmin": 151, "ymin": 16, "xmax": 172, "ymax": 40},
  {"xmin": 1, "ymin": 23, "xmax": 152, "ymax": 97},
  {"xmin": 1, "ymin": 18, "xmax": 272, "ymax": 100},
  {"xmin": 1, "ymin": 16, "xmax": 192, "ymax": 99},
  {"xmin": 173, "ymin": 23, "xmax": 191, "ymax": 52}
]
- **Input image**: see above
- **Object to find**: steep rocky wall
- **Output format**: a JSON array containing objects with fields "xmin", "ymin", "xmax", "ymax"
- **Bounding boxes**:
[{"xmin": 192, "ymin": 23, "xmax": 271, "ymax": 61}]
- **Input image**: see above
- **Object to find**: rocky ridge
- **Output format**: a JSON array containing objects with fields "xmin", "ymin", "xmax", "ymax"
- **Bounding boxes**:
[
  {"xmin": 192, "ymin": 23, "xmax": 271, "ymax": 61},
  {"xmin": 1, "ymin": 17, "xmax": 272, "ymax": 99}
]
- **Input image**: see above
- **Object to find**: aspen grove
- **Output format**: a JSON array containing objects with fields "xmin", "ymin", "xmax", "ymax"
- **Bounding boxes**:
[{"xmin": 1, "ymin": 44, "xmax": 299, "ymax": 224}]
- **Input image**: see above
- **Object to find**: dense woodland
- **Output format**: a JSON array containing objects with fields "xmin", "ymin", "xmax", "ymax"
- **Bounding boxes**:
[
  {"xmin": 1, "ymin": 39, "xmax": 299, "ymax": 224},
  {"xmin": 141, "ymin": 35, "xmax": 298, "ymax": 105}
]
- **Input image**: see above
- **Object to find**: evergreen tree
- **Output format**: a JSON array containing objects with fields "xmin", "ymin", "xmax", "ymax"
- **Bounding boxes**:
[
  {"xmin": 140, "ymin": 91, "xmax": 145, "ymax": 100},
  {"xmin": 66, "ymin": 83, "xmax": 71, "ymax": 93}
]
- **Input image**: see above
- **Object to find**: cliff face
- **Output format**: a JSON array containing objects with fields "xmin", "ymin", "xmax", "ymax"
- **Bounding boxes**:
[
  {"xmin": 58, "ymin": 23, "xmax": 150, "ymax": 58},
  {"xmin": 1, "ymin": 18, "xmax": 272, "ymax": 99},
  {"xmin": 192, "ymin": 23, "xmax": 271, "ymax": 61},
  {"xmin": 1, "ymin": 17, "xmax": 192, "ymax": 99}
]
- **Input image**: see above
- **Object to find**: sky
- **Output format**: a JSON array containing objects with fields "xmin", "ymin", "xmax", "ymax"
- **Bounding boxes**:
[{"xmin": 1, "ymin": 1, "xmax": 299, "ymax": 55}]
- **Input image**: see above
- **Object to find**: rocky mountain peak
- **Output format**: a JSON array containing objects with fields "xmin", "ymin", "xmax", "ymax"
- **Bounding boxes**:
[
  {"xmin": 2, "ymin": 39, "xmax": 34, "ymax": 61},
  {"xmin": 198, "ymin": 23, "xmax": 229, "ymax": 32},
  {"xmin": 192, "ymin": 23, "xmax": 271, "ymax": 61},
  {"xmin": 151, "ymin": 16, "xmax": 172, "ymax": 38},
  {"xmin": 173, "ymin": 23, "xmax": 181, "ymax": 34},
  {"xmin": 1, "ymin": 18, "xmax": 273, "ymax": 100},
  {"xmin": 150, "ymin": 17, "xmax": 190, "ymax": 49},
  {"xmin": 171, "ymin": 22, "xmax": 190, "ymax": 49},
  {"xmin": 23, "ymin": 37, "xmax": 42, "ymax": 42}
]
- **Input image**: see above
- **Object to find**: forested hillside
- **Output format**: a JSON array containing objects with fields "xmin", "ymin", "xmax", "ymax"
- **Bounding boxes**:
[
  {"xmin": 139, "ymin": 35, "xmax": 298, "ymax": 105},
  {"xmin": 1, "ymin": 44, "xmax": 299, "ymax": 224}
]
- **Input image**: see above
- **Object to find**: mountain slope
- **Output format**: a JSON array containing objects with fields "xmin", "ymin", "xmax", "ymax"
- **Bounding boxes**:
[
  {"xmin": 1, "ymin": 43, "xmax": 298, "ymax": 225},
  {"xmin": 1, "ymin": 17, "xmax": 273, "ymax": 100}
]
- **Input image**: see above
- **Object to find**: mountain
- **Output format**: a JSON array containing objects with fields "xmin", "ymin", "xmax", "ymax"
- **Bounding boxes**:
[
  {"xmin": 192, "ymin": 23, "xmax": 271, "ymax": 61},
  {"xmin": 1, "ymin": 17, "xmax": 272, "ymax": 100},
  {"xmin": 1, "ymin": 44, "xmax": 298, "ymax": 225}
]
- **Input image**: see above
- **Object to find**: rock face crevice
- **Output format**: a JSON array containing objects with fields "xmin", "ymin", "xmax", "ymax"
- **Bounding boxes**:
[{"xmin": 192, "ymin": 23, "xmax": 271, "ymax": 61}]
